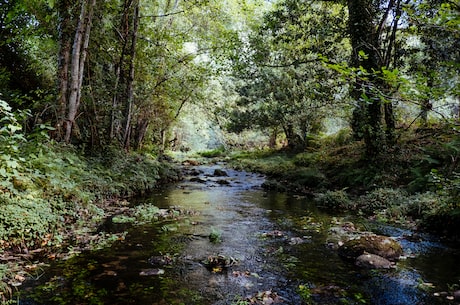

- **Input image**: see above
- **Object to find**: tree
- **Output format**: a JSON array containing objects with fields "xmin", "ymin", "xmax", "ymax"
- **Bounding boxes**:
[
  {"xmin": 55, "ymin": 0, "xmax": 96, "ymax": 143},
  {"xmin": 0, "ymin": 0, "xmax": 55, "ymax": 107},
  {"xmin": 402, "ymin": 0, "xmax": 460, "ymax": 126},
  {"xmin": 223, "ymin": 0, "xmax": 349, "ymax": 150},
  {"xmin": 347, "ymin": 0, "xmax": 404, "ymax": 156}
]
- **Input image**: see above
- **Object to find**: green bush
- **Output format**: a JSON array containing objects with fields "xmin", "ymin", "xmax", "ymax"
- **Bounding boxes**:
[
  {"xmin": 406, "ymin": 191, "xmax": 442, "ymax": 218},
  {"xmin": 335, "ymin": 164, "xmax": 380, "ymax": 188},
  {"xmin": 198, "ymin": 146, "xmax": 226, "ymax": 158},
  {"xmin": 331, "ymin": 128, "xmax": 353, "ymax": 146},
  {"xmin": 231, "ymin": 155, "xmax": 294, "ymax": 177},
  {"xmin": 133, "ymin": 203, "xmax": 161, "ymax": 224},
  {"xmin": 0, "ymin": 196, "xmax": 67, "ymax": 248},
  {"xmin": 314, "ymin": 190, "xmax": 354, "ymax": 210},
  {"xmin": 0, "ymin": 99, "xmax": 28, "ymax": 195},
  {"xmin": 356, "ymin": 188, "xmax": 409, "ymax": 214},
  {"xmin": 261, "ymin": 179, "xmax": 288, "ymax": 192},
  {"xmin": 285, "ymin": 167, "xmax": 328, "ymax": 188}
]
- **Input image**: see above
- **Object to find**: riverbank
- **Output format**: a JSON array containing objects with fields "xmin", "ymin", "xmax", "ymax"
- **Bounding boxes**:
[
  {"xmin": 1, "ymin": 126, "xmax": 458, "ymax": 301},
  {"xmin": 0, "ymin": 143, "xmax": 181, "ymax": 301},
  {"xmin": 13, "ymin": 162, "xmax": 460, "ymax": 305},
  {"xmin": 221, "ymin": 127, "xmax": 460, "ymax": 242}
]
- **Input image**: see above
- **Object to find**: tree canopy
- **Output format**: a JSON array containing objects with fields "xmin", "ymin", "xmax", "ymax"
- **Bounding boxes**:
[{"xmin": 0, "ymin": 0, "xmax": 458, "ymax": 154}]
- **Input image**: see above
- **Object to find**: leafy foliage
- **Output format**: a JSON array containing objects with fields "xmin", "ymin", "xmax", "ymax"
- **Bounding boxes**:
[
  {"xmin": 315, "ymin": 190, "xmax": 354, "ymax": 211},
  {"xmin": 0, "ymin": 196, "xmax": 65, "ymax": 249},
  {"xmin": 222, "ymin": 0, "xmax": 349, "ymax": 150},
  {"xmin": 0, "ymin": 100, "xmax": 169, "ymax": 251},
  {"xmin": 198, "ymin": 146, "xmax": 226, "ymax": 158}
]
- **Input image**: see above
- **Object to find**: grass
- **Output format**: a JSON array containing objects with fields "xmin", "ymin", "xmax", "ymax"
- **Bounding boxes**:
[{"xmin": 209, "ymin": 228, "xmax": 222, "ymax": 243}]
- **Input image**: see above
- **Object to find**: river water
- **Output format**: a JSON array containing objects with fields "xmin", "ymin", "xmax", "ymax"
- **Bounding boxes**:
[{"xmin": 18, "ymin": 164, "xmax": 460, "ymax": 305}]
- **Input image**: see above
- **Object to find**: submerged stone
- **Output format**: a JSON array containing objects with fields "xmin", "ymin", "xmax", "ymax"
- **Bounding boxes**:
[
  {"xmin": 289, "ymin": 237, "xmax": 306, "ymax": 245},
  {"xmin": 453, "ymin": 290, "xmax": 460, "ymax": 300},
  {"xmin": 356, "ymin": 253, "xmax": 392, "ymax": 269},
  {"xmin": 139, "ymin": 268, "xmax": 165, "ymax": 276},
  {"xmin": 216, "ymin": 179, "xmax": 231, "ymax": 185},
  {"xmin": 202, "ymin": 255, "xmax": 238, "ymax": 273},
  {"xmin": 190, "ymin": 177, "xmax": 206, "ymax": 183},
  {"xmin": 148, "ymin": 255, "xmax": 174, "ymax": 266}
]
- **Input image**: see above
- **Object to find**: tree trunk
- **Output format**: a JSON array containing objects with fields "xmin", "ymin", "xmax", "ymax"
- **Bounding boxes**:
[
  {"xmin": 134, "ymin": 118, "xmax": 149, "ymax": 149},
  {"xmin": 268, "ymin": 127, "xmax": 278, "ymax": 148},
  {"xmin": 385, "ymin": 102, "xmax": 396, "ymax": 144},
  {"xmin": 122, "ymin": 0, "xmax": 140, "ymax": 150},
  {"xmin": 421, "ymin": 66, "xmax": 434, "ymax": 126},
  {"xmin": 63, "ymin": 0, "xmax": 96, "ymax": 143},
  {"xmin": 56, "ymin": 0, "xmax": 74, "ymax": 141},
  {"xmin": 347, "ymin": 0, "xmax": 385, "ymax": 157},
  {"xmin": 110, "ymin": 0, "xmax": 133, "ymax": 142}
]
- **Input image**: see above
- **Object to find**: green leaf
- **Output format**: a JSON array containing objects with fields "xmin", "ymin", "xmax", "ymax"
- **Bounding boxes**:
[
  {"xmin": 358, "ymin": 50, "xmax": 368, "ymax": 60},
  {"xmin": 6, "ymin": 159, "xmax": 19, "ymax": 169}
]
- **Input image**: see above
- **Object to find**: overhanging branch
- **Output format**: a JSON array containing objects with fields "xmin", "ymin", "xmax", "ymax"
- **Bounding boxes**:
[{"xmin": 140, "ymin": 10, "xmax": 185, "ymax": 18}]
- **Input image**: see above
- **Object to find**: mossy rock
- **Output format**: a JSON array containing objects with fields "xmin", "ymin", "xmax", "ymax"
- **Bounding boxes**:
[
  {"xmin": 261, "ymin": 179, "xmax": 287, "ymax": 192},
  {"xmin": 338, "ymin": 235, "xmax": 402, "ymax": 261},
  {"xmin": 213, "ymin": 169, "xmax": 228, "ymax": 177}
]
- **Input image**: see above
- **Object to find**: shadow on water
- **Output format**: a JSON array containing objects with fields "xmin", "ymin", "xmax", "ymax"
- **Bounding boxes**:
[{"xmin": 17, "ymin": 164, "xmax": 460, "ymax": 305}]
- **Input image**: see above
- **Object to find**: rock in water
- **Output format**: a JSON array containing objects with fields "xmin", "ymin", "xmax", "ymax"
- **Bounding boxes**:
[
  {"xmin": 213, "ymin": 169, "xmax": 228, "ymax": 177},
  {"xmin": 356, "ymin": 253, "xmax": 392, "ymax": 269},
  {"xmin": 338, "ymin": 235, "xmax": 402, "ymax": 261},
  {"xmin": 139, "ymin": 268, "xmax": 165, "ymax": 276},
  {"xmin": 453, "ymin": 290, "xmax": 460, "ymax": 300}
]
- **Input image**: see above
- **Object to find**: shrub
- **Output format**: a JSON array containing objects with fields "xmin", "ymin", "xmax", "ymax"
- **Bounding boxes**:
[
  {"xmin": 285, "ymin": 167, "xmax": 328, "ymax": 188},
  {"xmin": 198, "ymin": 146, "xmax": 226, "ymax": 158},
  {"xmin": 261, "ymin": 179, "xmax": 287, "ymax": 192},
  {"xmin": 356, "ymin": 188, "xmax": 409, "ymax": 214},
  {"xmin": 133, "ymin": 204, "xmax": 161, "ymax": 224},
  {"xmin": 0, "ymin": 196, "xmax": 66, "ymax": 248},
  {"xmin": 314, "ymin": 190, "xmax": 354, "ymax": 210},
  {"xmin": 334, "ymin": 128, "xmax": 353, "ymax": 146},
  {"xmin": 406, "ymin": 191, "xmax": 441, "ymax": 218},
  {"xmin": 0, "ymin": 99, "xmax": 28, "ymax": 195}
]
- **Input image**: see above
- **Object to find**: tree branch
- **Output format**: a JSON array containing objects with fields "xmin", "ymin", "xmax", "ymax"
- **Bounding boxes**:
[
  {"xmin": 140, "ymin": 10, "xmax": 185, "ymax": 18},
  {"xmin": 260, "ymin": 58, "xmax": 323, "ymax": 68}
]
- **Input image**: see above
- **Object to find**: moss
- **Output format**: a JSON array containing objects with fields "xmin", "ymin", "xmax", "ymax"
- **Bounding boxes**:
[{"xmin": 338, "ymin": 235, "xmax": 403, "ymax": 261}]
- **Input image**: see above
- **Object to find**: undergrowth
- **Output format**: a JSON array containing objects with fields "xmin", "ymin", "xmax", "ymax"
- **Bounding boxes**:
[
  {"xmin": 229, "ymin": 125, "xmax": 460, "ymax": 238},
  {"xmin": 0, "ymin": 99, "xmax": 177, "ymax": 298},
  {"xmin": 0, "ymin": 142, "xmax": 170, "ymax": 250}
]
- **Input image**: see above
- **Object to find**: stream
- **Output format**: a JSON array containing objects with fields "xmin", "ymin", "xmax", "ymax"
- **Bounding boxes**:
[{"xmin": 17, "ymin": 164, "xmax": 460, "ymax": 305}]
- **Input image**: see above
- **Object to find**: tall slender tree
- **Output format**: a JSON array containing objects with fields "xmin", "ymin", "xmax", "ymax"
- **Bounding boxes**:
[
  {"xmin": 122, "ymin": 0, "xmax": 140, "ymax": 150},
  {"xmin": 55, "ymin": 0, "xmax": 96, "ymax": 143}
]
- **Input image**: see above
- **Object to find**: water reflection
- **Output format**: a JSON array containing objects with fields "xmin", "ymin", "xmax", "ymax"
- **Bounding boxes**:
[{"xmin": 18, "ymin": 165, "xmax": 460, "ymax": 305}]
